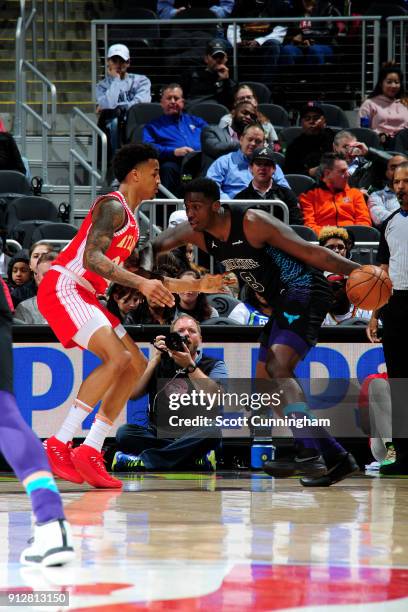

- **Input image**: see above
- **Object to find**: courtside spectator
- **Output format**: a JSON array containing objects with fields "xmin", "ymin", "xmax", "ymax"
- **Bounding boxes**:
[
  {"xmin": 235, "ymin": 146, "xmax": 303, "ymax": 224},
  {"xmin": 201, "ymin": 100, "xmax": 258, "ymax": 172},
  {"xmin": 318, "ymin": 227, "xmax": 371, "ymax": 325},
  {"xmin": 368, "ymin": 154, "xmax": 408, "ymax": 226},
  {"xmin": 96, "ymin": 44, "xmax": 151, "ymax": 165},
  {"xmin": 219, "ymin": 84, "xmax": 279, "ymax": 146},
  {"xmin": 280, "ymin": 0, "xmax": 343, "ymax": 66},
  {"xmin": 6, "ymin": 251, "xmax": 33, "ymax": 308},
  {"xmin": 284, "ymin": 102, "xmax": 335, "ymax": 176},
  {"xmin": 13, "ymin": 252, "xmax": 57, "ymax": 324},
  {"xmin": 207, "ymin": 123, "xmax": 288, "ymax": 199},
  {"xmin": 359, "ymin": 63, "xmax": 408, "ymax": 149},
  {"xmin": 143, "ymin": 84, "xmax": 207, "ymax": 195},
  {"xmin": 227, "ymin": 0, "xmax": 292, "ymax": 83},
  {"xmin": 299, "ymin": 153, "xmax": 372, "ymax": 235},
  {"xmin": 181, "ymin": 39, "xmax": 236, "ymax": 107}
]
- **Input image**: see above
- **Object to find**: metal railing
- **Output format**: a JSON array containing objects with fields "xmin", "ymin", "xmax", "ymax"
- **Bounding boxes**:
[
  {"xmin": 19, "ymin": 60, "xmax": 57, "ymax": 186},
  {"xmin": 69, "ymin": 107, "xmax": 107, "ymax": 217},
  {"xmin": 387, "ymin": 16, "xmax": 408, "ymax": 77},
  {"xmin": 92, "ymin": 16, "xmax": 381, "ymax": 106}
]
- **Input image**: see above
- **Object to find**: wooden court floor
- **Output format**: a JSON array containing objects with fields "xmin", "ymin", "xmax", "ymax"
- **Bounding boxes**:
[{"xmin": 0, "ymin": 471, "xmax": 407, "ymax": 611}]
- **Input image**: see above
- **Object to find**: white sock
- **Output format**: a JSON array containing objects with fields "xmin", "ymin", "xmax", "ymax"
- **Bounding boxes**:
[
  {"xmin": 84, "ymin": 415, "xmax": 112, "ymax": 452},
  {"xmin": 55, "ymin": 399, "xmax": 93, "ymax": 444}
]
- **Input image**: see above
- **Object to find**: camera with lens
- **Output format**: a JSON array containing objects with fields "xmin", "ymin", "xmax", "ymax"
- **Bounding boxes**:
[{"xmin": 164, "ymin": 332, "xmax": 189, "ymax": 352}]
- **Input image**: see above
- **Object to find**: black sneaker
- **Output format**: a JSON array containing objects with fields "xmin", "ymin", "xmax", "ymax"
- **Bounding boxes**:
[
  {"xmin": 379, "ymin": 459, "xmax": 408, "ymax": 476},
  {"xmin": 300, "ymin": 452, "xmax": 359, "ymax": 487},
  {"xmin": 263, "ymin": 454, "xmax": 327, "ymax": 478}
]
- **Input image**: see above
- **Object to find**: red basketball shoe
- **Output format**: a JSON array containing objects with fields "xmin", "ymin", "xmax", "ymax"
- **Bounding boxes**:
[
  {"xmin": 44, "ymin": 436, "xmax": 84, "ymax": 484},
  {"xmin": 71, "ymin": 444, "xmax": 123, "ymax": 489}
]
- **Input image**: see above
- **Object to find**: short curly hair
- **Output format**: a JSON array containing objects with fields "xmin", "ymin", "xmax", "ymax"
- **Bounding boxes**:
[
  {"xmin": 318, "ymin": 226, "xmax": 350, "ymax": 246},
  {"xmin": 112, "ymin": 143, "xmax": 158, "ymax": 183}
]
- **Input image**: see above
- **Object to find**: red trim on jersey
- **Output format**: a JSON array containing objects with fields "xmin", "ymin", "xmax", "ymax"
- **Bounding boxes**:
[{"xmin": 52, "ymin": 191, "xmax": 139, "ymax": 295}]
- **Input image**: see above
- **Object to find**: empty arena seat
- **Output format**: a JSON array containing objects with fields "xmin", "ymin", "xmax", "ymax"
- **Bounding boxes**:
[
  {"xmin": 258, "ymin": 104, "xmax": 290, "ymax": 128},
  {"xmin": 126, "ymin": 103, "xmax": 163, "ymax": 142},
  {"xmin": 31, "ymin": 222, "xmax": 78, "ymax": 244},
  {"xmin": 7, "ymin": 196, "xmax": 60, "ymax": 247},
  {"xmin": 285, "ymin": 174, "xmax": 316, "ymax": 197},
  {"xmin": 185, "ymin": 102, "xmax": 229, "ymax": 124},
  {"xmin": 290, "ymin": 224, "xmax": 318, "ymax": 241}
]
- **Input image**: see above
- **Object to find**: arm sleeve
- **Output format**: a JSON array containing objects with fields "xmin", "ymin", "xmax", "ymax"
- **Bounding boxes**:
[
  {"xmin": 127, "ymin": 76, "xmax": 152, "ymax": 107},
  {"xmin": 352, "ymin": 191, "xmax": 372, "ymax": 226},
  {"xmin": 201, "ymin": 126, "xmax": 238, "ymax": 159},
  {"xmin": 96, "ymin": 78, "xmax": 124, "ymax": 109},
  {"xmin": 299, "ymin": 190, "xmax": 320, "ymax": 234},
  {"xmin": 157, "ymin": 0, "xmax": 177, "ymax": 18},
  {"xmin": 206, "ymin": 158, "xmax": 229, "ymax": 200},
  {"xmin": 367, "ymin": 191, "xmax": 392, "ymax": 226},
  {"xmin": 256, "ymin": 25, "xmax": 287, "ymax": 46},
  {"xmin": 210, "ymin": 0, "xmax": 234, "ymax": 17},
  {"xmin": 359, "ymin": 99, "xmax": 374, "ymax": 119},
  {"xmin": 142, "ymin": 124, "xmax": 175, "ymax": 159},
  {"xmin": 209, "ymin": 360, "xmax": 229, "ymax": 379}
]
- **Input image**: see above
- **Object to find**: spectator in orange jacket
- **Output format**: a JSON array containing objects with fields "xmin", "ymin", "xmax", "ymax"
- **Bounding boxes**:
[{"xmin": 299, "ymin": 153, "xmax": 372, "ymax": 235}]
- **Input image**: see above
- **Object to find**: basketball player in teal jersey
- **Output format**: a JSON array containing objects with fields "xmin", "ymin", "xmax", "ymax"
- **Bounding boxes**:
[{"xmin": 140, "ymin": 177, "xmax": 365, "ymax": 486}]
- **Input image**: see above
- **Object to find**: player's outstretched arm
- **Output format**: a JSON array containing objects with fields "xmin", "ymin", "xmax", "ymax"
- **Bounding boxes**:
[
  {"xmin": 83, "ymin": 198, "xmax": 174, "ymax": 306},
  {"xmin": 139, "ymin": 222, "xmax": 208, "ymax": 273},
  {"xmin": 243, "ymin": 209, "xmax": 361, "ymax": 276}
]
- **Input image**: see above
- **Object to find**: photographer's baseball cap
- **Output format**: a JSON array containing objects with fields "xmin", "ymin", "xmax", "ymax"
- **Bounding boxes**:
[
  {"xmin": 206, "ymin": 39, "xmax": 228, "ymax": 57},
  {"xmin": 250, "ymin": 146, "xmax": 276, "ymax": 165},
  {"xmin": 107, "ymin": 44, "xmax": 130, "ymax": 61},
  {"xmin": 299, "ymin": 101, "xmax": 325, "ymax": 119}
]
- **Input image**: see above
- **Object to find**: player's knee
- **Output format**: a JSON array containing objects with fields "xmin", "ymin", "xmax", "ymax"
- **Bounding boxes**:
[
  {"xmin": 110, "ymin": 349, "xmax": 132, "ymax": 373},
  {"xmin": 265, "ymin": 359, "xmax": 292, "ymax": 380}
]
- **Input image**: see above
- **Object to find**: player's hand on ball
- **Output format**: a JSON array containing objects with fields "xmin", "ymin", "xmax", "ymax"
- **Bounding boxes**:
[
  {"xmin": 346, "ymin": 265, "xmax": 392, "ymax": 310},
  {"xmin": 141, "ymin": 279, "xmax": 175, "ymax": 307}
]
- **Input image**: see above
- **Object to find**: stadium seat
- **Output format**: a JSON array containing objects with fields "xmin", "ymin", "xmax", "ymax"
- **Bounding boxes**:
[
  {"xmin": 126, "ymin": 103, "xmax": 163, "ymax": 142},
  {"xmin": 285, "ymin": 174, "xmax": 315, "ymax": 197},
  {"xmin": 344, "ymin": 225, "xmax": 381, "ymax": 242},
  {"xmin": 290, "ymin": 225, "xmax": 318, "ymax": 241},
  {"xmin": 7, "ymin": 196, "xmax": 60, "ymax": 248},
  {"xmin": 258, "ymin": 104, "xmax": 290, "ymax": 128},
  {"xmin": 319, "ymin": 103, "xmax": 350, "ymax": 128},
  {"xmin": 31, "ymin": 222, "xmax": 77, "ymax": 244},
  {"xmin": 348, "ymin": 128, "xmax": 381, "ymax": 149},
  {"xmin": 0, "ymin": 171, "xmax": 32, "ymax": 235},
  {"xmin": 185, "ymin": 102, "xmax": 229, "ymax": 124},
  {"xmin": 270, "ymin": 151, "xmax": 285, "ymax": 167},
  {"xmin": 240, "ymin": 81, "xmax": 272, "ymax": 104},
  {"xmin": 206, "ymin": 293, "xmax": 241, "ymax": 317}
]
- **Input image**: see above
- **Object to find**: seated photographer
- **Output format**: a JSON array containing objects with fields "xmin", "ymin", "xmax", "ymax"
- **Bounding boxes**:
[{"xmin": 113, "ymin": 314, "xmax": 228, "ymax": 471}]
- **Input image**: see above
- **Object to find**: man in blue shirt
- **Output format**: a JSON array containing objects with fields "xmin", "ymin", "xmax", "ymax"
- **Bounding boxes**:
[
  {"xmin": 206, "ymin": 122, "xmax": 289, "ymax": 199},
  {"xmin": 143, "ymin": 84, "xmax": 208, "ymax": 195}
]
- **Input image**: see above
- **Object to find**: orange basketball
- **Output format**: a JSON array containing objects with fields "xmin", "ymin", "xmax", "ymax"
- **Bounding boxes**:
[{"xmin": 346, "ymin": 265, "xmax": 392, "ymax": 310}]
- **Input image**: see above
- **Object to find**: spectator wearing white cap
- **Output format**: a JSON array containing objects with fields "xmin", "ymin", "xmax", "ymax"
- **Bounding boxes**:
[{"xmin": 96, "ymin": 44, "xmax": 152, "ymax": 170}]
